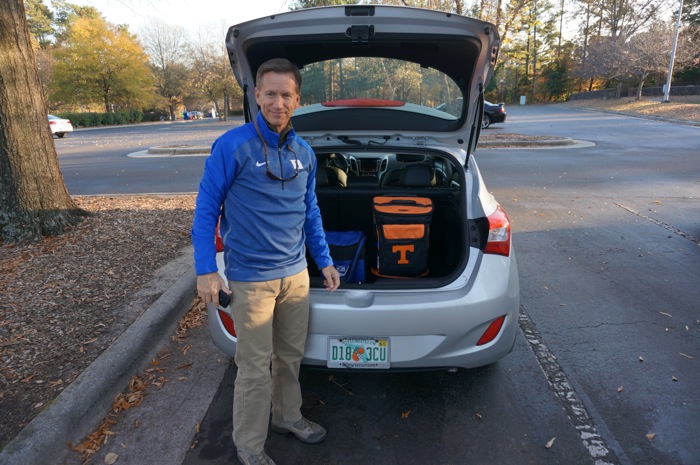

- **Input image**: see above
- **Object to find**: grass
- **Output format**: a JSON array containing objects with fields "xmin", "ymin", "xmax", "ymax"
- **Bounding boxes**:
[{"xmin": 562, "ymin": 95, "xmax": 700, "ymax": 122}]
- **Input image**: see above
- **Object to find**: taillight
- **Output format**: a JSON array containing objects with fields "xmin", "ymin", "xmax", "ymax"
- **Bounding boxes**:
[
  {"xmin": 484, "ymin": 205, "xmax": 511, "ymax": 256},
  {"xmin": 49, "ymin": 121, "xmax": 56, "ymax": 125},
  {"xmin": 218, "ymin": 309, "xmax": 236, "ymax": 337},
  {"xmin": 215, "ymin": 221, "xmax": 223, "ymax": 252},
  {"xmin": 477, "ymin": 315, "xmax": 506, "ymax": 346}
]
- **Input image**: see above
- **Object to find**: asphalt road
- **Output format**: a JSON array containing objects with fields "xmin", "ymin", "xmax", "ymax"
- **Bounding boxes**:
[
  {"xmin": 53, "ymin": 106, "xmax": 700, "ymax": 465},
  {"xmin": 475, "ymin": 105, "xmax": 700, "ymax": 465},
  {"xmin": 55, "ymin": 118, "xmax": 241, "ymax": 195}
]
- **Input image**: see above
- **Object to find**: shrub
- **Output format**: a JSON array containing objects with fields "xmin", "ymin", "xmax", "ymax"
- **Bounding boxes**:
[{"xmin": 55, "ymin": 110, "xmax": 146, "ymax": 127}]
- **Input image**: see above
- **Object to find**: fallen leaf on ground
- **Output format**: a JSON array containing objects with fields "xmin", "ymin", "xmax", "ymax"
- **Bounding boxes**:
[
  {"xmin": 105, "ymin": 452, "xmax": 119, "ymax": 464},
  {"xmin": 401, "ymin": 409, "xmax": 411, "ymax": 419},
  {"xmin": 646, "ymin": 433, "xmax": 656, "ymax": 440},
  {"xmin": 680, "ymin": 353, "xmax": 694, "ymax": 360},
  {"xmin": 545, "ymin": 437, "xmax": 556, "ymax": 449},
  {"xmin": 617, "ymin": 386, "xmax": 624, "ymax": 393}
]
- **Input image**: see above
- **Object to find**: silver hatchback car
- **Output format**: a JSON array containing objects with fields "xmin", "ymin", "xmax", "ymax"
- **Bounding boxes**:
[{"xmin": 207, "ymin": 5, "xmax": 519, "ymax": 370}]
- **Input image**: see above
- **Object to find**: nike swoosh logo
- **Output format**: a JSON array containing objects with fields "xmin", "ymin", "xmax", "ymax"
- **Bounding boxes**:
[{"xmin": 256, "ymin": 161, "xmax": 268, "ymax": 167}]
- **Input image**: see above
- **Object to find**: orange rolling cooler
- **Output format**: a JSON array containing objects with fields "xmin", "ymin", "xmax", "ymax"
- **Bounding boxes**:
[{"xmin": 372, "ymin": 196, "xmax": 434, "ymax": 278}]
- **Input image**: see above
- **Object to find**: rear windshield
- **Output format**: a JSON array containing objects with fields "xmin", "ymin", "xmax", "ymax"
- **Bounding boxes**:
[{"xmin": 299, "ymin": 58, "xmax": 463, "ymax": 118}]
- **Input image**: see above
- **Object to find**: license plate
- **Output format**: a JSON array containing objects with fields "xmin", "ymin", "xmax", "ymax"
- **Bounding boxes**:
[{"xmin": 327, "ymin": 337, "xmax": 390, "ymax": 369}]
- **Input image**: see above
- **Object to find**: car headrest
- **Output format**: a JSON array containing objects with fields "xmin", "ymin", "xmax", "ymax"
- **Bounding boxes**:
[
  {"xmin": 396, "ymin": 153, "xmax": 425, "ymax": 163},
  {"xmin": 399, "ymin": 163, "xmax": 433, "ymax": 187},
  {"xmin": 315, "ymin": 165, "xmax": 329, "ymax": 186},
  {"xmin": 325, "ymin": 166, "xmax": 347, "ymax": 187}
]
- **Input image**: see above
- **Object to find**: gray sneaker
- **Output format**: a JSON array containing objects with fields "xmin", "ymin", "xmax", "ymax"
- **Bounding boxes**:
[
  {"xmin": 237, "ymin": 448, "xmax": 276, "ymax": 465},
  {"xmin": 271, "ymin": 417, "xmax": 327, "ymax": 443}
]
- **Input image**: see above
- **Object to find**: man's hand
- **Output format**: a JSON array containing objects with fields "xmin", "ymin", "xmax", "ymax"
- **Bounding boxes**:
[
  {"xmin": 320, "ymin": 265, "xmax": 341, "ymax": 291},
  {"xmin": 197, "ymin": 272, "xmax": 230, "ymax": 306}
]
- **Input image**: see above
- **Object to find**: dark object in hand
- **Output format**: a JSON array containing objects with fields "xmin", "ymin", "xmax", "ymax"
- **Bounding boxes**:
[{"xmin": 218, "ymin": 289, "xmax": 232, "ymax": 308}]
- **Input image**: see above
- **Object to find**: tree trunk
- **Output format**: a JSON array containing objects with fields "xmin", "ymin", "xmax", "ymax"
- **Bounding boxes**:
[
  {"xmin": 0, "ymin": 0, "xmax": 86, "ymax": 243},
  {"xmin": 636, "ymin": 78, "xmax": 645, "ymax": 100}
]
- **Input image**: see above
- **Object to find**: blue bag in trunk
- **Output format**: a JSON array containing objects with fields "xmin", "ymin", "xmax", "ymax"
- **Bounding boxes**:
[{"xmin": 325, "ymin": 231, "xmax": 366, "ymax": 283}]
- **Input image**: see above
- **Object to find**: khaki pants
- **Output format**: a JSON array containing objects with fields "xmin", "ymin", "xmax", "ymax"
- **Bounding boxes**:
[{"xmin": 229, "ymin": 269, "xmax": 310, "ymax": 453}]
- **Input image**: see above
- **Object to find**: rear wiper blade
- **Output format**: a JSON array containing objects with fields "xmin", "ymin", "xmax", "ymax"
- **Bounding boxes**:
[
  {"xmin": 338, "ymin": 136, "xmax": 363, "ymax": 145},
  {"xmin": 339, "ymin": 136, "xmax": 390, "ymax": 146}
]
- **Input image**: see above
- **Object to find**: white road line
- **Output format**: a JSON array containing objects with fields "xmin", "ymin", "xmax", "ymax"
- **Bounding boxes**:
[
  {"xmin": 518, "ymin": 307, "xmax": 620, "ymax": 465},
  {"xmin": 615, "ymin": 203, "xmax": 700, "ymax": 246}
]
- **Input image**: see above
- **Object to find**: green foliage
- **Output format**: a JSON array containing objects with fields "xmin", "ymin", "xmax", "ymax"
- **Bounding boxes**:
[
  {"xmin": 51, "ymin": 15, "xmax": 156, "ymax": 112},
  {"xmin": 56, "ymin": 110, "xmax": 144, "ymax": 127},
  {"xmin": 541, "ymin": 60, "xmax": 572, "ymax": 100},
  {"xmin": 24, "ymin": 0, "xmax": 54, "ymax": 47},
  {"xmin": 683, "ymin": 0, "xmax": 700, "ymax": 24}
]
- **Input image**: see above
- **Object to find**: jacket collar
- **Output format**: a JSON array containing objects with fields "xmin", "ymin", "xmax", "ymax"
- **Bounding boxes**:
[{"xmin": 255, "ymin": 112, "xmax": 295, "ymax": 147}]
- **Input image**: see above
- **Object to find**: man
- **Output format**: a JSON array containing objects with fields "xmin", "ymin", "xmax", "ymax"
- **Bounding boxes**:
[{"xmin": 191, "ymin": 58, "xmax": 340, "ymax": 465}]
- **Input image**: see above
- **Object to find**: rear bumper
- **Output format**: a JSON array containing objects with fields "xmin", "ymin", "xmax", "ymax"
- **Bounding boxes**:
[
  {"xmin": 207, "ymin": 250, "xmax": 519, "ymax": 370},
  {"xmin": 490, "ymin": 113, "xmax": 506, "ymax": 124}
]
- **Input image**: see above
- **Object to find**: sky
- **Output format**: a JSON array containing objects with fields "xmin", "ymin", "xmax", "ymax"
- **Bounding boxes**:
[{"xmin": 70, "ymin": 0, "xmax": 293, "ymax": 38}]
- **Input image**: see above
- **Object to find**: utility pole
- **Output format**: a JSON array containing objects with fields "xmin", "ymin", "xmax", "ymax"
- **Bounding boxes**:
[{"xmin": 663, "ymin": 0, "xmax": 684, "ymax": 102}]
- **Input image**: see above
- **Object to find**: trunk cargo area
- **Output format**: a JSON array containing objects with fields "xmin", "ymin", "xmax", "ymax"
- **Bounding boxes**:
[{"xmin": 308, "ymin": 180, "xmax": 466, "ymax": 287}]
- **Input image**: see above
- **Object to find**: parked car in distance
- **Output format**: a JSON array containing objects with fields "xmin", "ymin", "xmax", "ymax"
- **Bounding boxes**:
[
  {"xmin": 48, "ymin": 114, "xmax": 73, "ymax": 138},
  {"xmin": 208, "ymin": 5, "xmax": 519, "ymax": 372},
  {"xmin": 188, "ymin": 111, "xmax": 204, "ymax": 119},
  {"xmin": 482, "ymin": 101, "xmax": 507, "ymax": 128}
]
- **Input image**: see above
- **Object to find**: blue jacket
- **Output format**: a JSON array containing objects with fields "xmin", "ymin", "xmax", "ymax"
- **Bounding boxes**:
[{"xmin": 191, "ymin": 112, "xmax": 333, "ymax": 282}]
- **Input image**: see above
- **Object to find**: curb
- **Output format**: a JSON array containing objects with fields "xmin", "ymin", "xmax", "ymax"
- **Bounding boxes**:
[
  {"xmin": 0, "ymin": 254, "xmax": 196, "ymax": 465},
  {"xmin": 478, "ymin": 136, "xmax": 576, "ymax": 147},
  {"xmin": 478, "ymin": 137, "xmax": 595, "ymax": 150},
  {"xmin": 147, "ymin": 145, "xmax": 211, "ymax": 155},
  {"xmin": 565, "ymin": 106, "xmax": 700, "ymax": 127}
]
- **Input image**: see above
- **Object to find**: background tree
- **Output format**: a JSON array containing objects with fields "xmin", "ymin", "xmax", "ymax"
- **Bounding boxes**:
[
  {"xmin": 51, "ymin": 0, "xmax": 101, "ymax": 44},
  {"xmin": 140, "ymin": 20, "xmax": 191, "ymax": 120},
  {"xmin": 51, "ymin": 15, "xmax": 155, "ymax": 112},
  {"xmin": 24, "ymin": 0, "xmax": 54, "ymax": 48},
  {"xmin": 290, "ymin": 0, "xmax": 367, "ymax": 9},
  {"xmin": 597, "ymin": 0, "xmax": 662, "ymax": 38},
  {"xmin": 1, "ymin": 0, "xmax": 85, "ymax": 243},
  {"xmin": 585, "ymin": 35, "xmax": 629, "ymax": 96},
  {"xmin": 625, "ymin": 22, "xmax": 677, "ymax": 99},
  {"xmin": 187, "ymin": 25, "xmax": 241, "ymax": 119},
  {"xmin": 677, "ymin": 0, "xmax": 700, "ymax": 84},
  {"xmin": 25, "ymin": 0, "xmax": 57, "ymax": 99},
  {"xmin": 540, "ymin": 43, "xmax": 577, "ymax": 100},
  {"xmin": 683, "ymin": 0, "xmax": 700, "ymax": 23}
]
